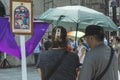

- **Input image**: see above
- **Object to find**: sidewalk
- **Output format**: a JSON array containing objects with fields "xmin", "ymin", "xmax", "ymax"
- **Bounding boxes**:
[
  {"xmin": 1, "ymin": 66, "xmax": 119, "ymax": 80},
  {"xmin": 0, "ymin": 66, "xmax": 40, "ymax": 80}
]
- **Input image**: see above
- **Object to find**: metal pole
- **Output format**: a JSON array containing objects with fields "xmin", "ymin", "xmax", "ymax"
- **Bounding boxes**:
[
  {"xmin": 20, "ymin": 35, "xmax": 27, "ymax": 80},
  {"xmin": 4, "ymin": 52, "xmax": 6, "ymax": 59},
  {"xmin": 75, "ymin": 23, "xmax": 78, "ymax": 46}
]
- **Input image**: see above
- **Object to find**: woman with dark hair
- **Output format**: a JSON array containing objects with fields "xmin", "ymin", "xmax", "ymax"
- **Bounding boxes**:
[
  {"xmin": 37, "ymin": 26, "xmax": 80, "ymax": 80},
  {"xmin": 77, "ymin": 38, "xmax": 87, "ymax": 65}
]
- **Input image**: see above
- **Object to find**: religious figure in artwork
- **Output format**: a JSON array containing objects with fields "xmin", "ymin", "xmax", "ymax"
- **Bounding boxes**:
[{"xmin": 14, "ymin": 6, "xmax": 29, "ymax": 29}]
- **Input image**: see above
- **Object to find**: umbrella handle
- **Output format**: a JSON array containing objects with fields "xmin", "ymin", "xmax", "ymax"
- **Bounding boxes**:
[{"xmin": 56, "ymin": 15, "xmax": 65, "ymax": 26}]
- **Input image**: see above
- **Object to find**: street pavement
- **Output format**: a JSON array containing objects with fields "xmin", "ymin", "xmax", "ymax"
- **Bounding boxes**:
[
  {"xmin": 0, "ymin": 66, "xmax": 120, "ymax": 80},
  {"xmin": 0, "ymin": 66, "xmax": 41, "ymax": 80}
]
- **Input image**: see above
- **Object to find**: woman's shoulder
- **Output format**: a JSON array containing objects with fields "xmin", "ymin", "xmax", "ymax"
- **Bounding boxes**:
[{"xmin": 67, "ymin": 51, "xmax": 79, "ymax": 58}]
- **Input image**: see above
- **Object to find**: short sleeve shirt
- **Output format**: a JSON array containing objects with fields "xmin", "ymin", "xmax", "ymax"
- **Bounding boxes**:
[
  {"xmin": 78, "ymin": 44, "xmax": 118, "ymax": 80},
  {"xmin": 34, "ymin": 43, "xmax": 41, "ymax": 53}
]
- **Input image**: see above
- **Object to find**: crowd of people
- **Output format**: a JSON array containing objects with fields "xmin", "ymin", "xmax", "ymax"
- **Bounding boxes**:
[{"xmin": 33, "ymin": 25, "xmax": 119, "ymax": 80}]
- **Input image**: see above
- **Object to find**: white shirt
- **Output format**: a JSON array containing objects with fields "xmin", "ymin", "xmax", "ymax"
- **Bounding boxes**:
[
  {"xmin": 34, "ymin": 43, "xmax": 41, "ymax": 53},
  {"xmin": 77, "ymin": 45, "xmax": 86, "ymax": 64}
]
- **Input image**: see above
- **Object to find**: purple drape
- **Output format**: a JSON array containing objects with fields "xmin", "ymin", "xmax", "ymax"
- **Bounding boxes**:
[
  {"xmin": 25, "ymin": 22, "xmax": 49, "ymax": 58},
  {"xmin": 0, "ymin": 17, "xmax": 49, "ymax": 59},
  {"xmin": 0, "ymin": 17, "xmax": 20, "ymax": 58}
]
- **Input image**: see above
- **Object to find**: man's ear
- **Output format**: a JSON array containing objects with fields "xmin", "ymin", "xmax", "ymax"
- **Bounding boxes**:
[
  {"xmin": 90, "ymin": 36, "xmax": 92, "ymax": 40},
  {"xmin": 90, "ymin": 36, "xmax": 94, "ymax": 40}
]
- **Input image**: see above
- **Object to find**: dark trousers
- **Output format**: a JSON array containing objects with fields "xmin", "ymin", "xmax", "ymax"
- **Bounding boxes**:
[{"xmin": 34, "ymin": 53, "xmax": 39, "ymax": 65}]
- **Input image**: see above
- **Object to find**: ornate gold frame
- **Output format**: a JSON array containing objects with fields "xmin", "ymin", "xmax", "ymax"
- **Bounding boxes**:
[{"xmin": 10, "ymin": 0, "xmax": 33, "ymax": 35}]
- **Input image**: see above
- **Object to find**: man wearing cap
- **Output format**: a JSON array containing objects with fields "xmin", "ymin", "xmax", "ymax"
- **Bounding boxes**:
[{"xmin": 78, "ymin": 25, "xmax": 118, "ymax": 80}]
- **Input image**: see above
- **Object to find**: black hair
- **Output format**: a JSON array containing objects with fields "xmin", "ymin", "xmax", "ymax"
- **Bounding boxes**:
[
  {"xmin": 44, "ymin": 41, "xmax": 52, "ymax": 50},
  {"xmin": 78, "ymin": 38, "xmax": 84, "ymax": 45},
  {"xmin": 79, "ymin": 38, "xmax": 83, "ymax": 42},
  {"xmin": 114, "ymin": 36, "xmax": 120, "ymax": 43},
  {"xmin": 48, "ymin": 35, "xmax": 52, "ymax": 39},
  {"xmin": 52, "ymin": 26, "xmax": 67, "ymax": 48},
  {"xmin": 85, "ymin": 25, "xmax": 104, "ymax": 41}
]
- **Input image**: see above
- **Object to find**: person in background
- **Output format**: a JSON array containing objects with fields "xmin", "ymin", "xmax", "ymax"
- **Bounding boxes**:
[
  {"xmin": 76, "ymin": 38, "xmax": 87, "ymax": 80},
  {"xmin": 44, "ymin": 35, "xmax": 52, "ymax": 50},
  {"xmin": 69, "ymin": 38, "xmax": 78, "ymax": 49},
  {"xmin": 69, "ymin": 38, "xmax": 75, "ymax": 49},
  {"xmin": 44, "ymin": 40, "xmax": 52, "ymax": 50},
  {"xmin": 112, "ymin": 36, "xmax": 120, "ymax": 57},
  {"xmin": 33, "ymin": 41, "xmax": 41, "ymax": 66},
  {"xmin": 78, "ymin": 25, "xmax": 118, "ymax": 80},
  {"xmin": 104, "ymin": 36, "xmax": 108, "ymax": 46},
  {"xmin": 37, "ymin": 26, "xmax": 80, "ymax": 80},
  {"xmin": 68, "ymin": 38, "xmax": 78, "ymax": 54},
  {"xmin": 77, "ymin": 38, "xmax": 87, "ymax": 66},
  {"xmin": 67, "ymin": 39, "xmax": 72, "ymax": 52},
  {"xmin": 112, "ymin": 36, "xmax": 120, "ymax": 71},
  {"xmin": 48, "ymin": 35, "xmax": 52, "ymax": 42}
]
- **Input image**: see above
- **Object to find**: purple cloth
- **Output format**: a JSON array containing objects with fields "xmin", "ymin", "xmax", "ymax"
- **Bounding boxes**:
[
  {"xmin": 0, "ymin": 17, "xmax": 49, "ymax": 59},
  {"xmin": 24, "ymin": 22, "xmax": 49, "ymax": 58},
  {"xmin": 0, "ymin": 17, "xmax": 20, "ymax": 58}
]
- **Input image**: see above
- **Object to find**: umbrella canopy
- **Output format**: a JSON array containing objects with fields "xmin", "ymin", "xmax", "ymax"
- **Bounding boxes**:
[
  {"xmin": 67, "ymin": 31, "xmax": 85, "ymax": 38},
  {"xmin": 36, "ymin": 5, "xmax": 118, "ymax": 31}
]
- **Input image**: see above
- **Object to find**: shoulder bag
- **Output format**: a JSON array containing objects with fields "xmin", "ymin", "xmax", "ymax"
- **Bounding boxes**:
[
  {"xmin": 46, "ymin": 51, "xmax": 68, "ymax": 80},
  {"xmin": 92, "ymin": 46, "xmax": 114, "ymax": 80}
]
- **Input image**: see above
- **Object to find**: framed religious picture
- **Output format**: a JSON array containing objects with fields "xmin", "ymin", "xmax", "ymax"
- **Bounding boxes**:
[{"xmin": 10, "ymin": 0, "xmax": 33, "ymax": 34}]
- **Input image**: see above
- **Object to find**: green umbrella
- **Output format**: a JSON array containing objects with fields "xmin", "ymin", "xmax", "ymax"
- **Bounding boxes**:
[
  {"xmin": 36, "ymin": 5, "xmax": 118, "ymax": 46},
  {"xmin": 36, "ymin": 5, "xmax": 118, "ymax": 31}
]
